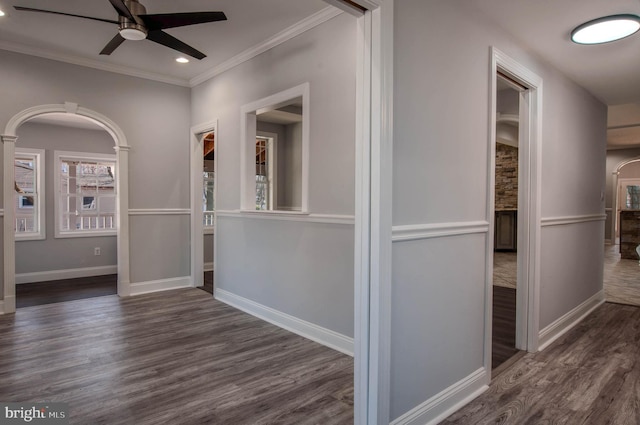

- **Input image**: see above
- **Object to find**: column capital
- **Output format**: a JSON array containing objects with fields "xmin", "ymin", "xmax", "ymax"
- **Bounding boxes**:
[
  {"xmin": 114, "ymin": 145, "xmax": 131, "ymax": 153},
  {"xmin": 1, "ymin": 134, "xmax": 18, "ymax": 144}
]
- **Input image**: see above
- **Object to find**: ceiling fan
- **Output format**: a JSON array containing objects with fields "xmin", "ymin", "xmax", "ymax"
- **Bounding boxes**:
[{"xmin": 13, "ymin": 0, "xmax": 227, "ymax": 60}]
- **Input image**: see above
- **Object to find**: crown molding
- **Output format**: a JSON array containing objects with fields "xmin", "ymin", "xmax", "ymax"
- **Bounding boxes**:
[
  {"xmin": 190, "ymin": 6, "xmax": 343, "ymax": 87},
  {"xmin": 0, "ymin": 40, "xmax": 190, "ymax": 87},
  {"xmin": 0, "ymin": 6, "xmax": 343, "ymax": 89}
]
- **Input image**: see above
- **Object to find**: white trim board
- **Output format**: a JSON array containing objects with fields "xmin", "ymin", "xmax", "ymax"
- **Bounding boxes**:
[
  {"xmin": 541, "ymin": 214, "xmax": 606, "ymax": 227},
  {"xmin": 190, "ymin": 7, "xmax": 343, "ymax": 86},
  {"xmin": 390, "ymin": 368, "xmax": 488, "ymax": 425},
  {"xmin": 129, "ymin": 209, "xmax": 191, "ymax": 216},
  {"xmin": 216, "ymin": 210, "xmax": 355, "ymax": 225},
  {"xmin": 214, "ymin": 288, "xmax": 354, "ymax": 356},
  {"xmin": 392, "ymin": 221, "xmax": 489, "ymax": 242},
  {"xmin": 16, "ymin": 265, "xmax": 117, "ymax": 285},
  {"xmin": 0, "ymin": 300, "xmax": 4, "ymax": 315},
  {"xmin": 538, "ymin": 290, "xmax": 605, "ymax": 351},
  {"xmin": 129, "ymin": 276, "xmax": 192, "ymax": 296},
  {"xmin": 204, "ymin": 262, "xmax": 214, "ymax": 272}
]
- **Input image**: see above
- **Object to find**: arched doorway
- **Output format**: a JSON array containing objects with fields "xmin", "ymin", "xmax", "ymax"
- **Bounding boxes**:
[
  {"xmin": 612, "ymin": 157, "xmax": 640, "ymax": 244},
  {"xmin": 2, "ymin": 102, "xmax": 131, "ymax": 313}
]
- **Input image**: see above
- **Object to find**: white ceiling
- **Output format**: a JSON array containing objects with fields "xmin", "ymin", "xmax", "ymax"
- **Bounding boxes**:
[
  {"xmin": 2, "ymin": 0, "xmax": 640, "ymax": 147},
  {"xmin": 469, "ymin": 0, "xmax": 640, "ymax": 149},
  {"xmin": 0, "ymin": 0, "xmax": 329, "ymax": 84}
]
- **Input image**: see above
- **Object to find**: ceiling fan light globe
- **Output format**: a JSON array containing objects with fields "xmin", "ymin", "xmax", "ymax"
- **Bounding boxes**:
[
  {"xmin": 120, "ymin": 28, "xmax": 147, "ymax": 41},
  {"xmin": 571, "ymin": 14, "xmax": 640, "ymax": 44}
]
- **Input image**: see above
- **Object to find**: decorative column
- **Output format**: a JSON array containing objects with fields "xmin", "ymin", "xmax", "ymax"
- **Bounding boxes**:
[{"xmin": 1, "ymin": 134, "xmax": 17, "ymax": 313}]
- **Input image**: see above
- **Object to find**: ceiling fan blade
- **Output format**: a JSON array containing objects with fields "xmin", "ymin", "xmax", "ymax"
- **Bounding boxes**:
[
  {"xmin": 100, "ymin": 33, "xmax": 126, "ymax": 55},
  {"xmin": 147, "ymin": 30, "xmax": 206, "ymax": 60},
  {"xmin": 138, "ymin": 12, "xmax": 227, "ymax": 30},
  {"xmin": 108, "ymin": 0, "xmax": 135, "ymax": 21},
  {"xmin": 13, "ymin": 6, "xmax": 119, "ymax": 24}
]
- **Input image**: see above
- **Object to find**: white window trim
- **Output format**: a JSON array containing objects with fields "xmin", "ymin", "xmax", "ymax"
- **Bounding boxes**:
[
  {"xmin": 15, "ymin": 148, "xmax": 45, "ymax": 241},
  {"xmin": 54, "ymin": 150, "xmax": 117, "ymax": 239},
  {"xmin": 240, "ymin": 82, "xmax": 310, "ymax": 214}
]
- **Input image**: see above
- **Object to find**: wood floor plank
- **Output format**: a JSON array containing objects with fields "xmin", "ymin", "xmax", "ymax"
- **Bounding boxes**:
[
  {"xmin": 442, "ymin": 303, "xmax": 640, "ymax": 425},
  {"xmin": 0, "ymin": 288, "xmax": 353, "ymax": 424}
]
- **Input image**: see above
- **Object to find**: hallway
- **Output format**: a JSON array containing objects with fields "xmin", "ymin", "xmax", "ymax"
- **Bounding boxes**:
[{"xmin": 604, "ymin": 244, "xmax": 640, "ymax": 307}]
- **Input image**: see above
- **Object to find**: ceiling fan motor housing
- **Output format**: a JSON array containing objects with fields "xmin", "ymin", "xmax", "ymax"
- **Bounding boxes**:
[{"xmin": 119, "ymin": 0, "xmax": 147, "ymax": 38}]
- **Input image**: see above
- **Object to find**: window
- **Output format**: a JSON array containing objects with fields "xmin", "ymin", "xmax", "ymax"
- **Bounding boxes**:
[
  {"xmin": 241, "ymin": 83, "xmax": 309, "ymax": 213},
  {"xmin": 55, "ymin": 151, "xmax": 116, "ymax": 237},
  {"xmin": 14, "ymin": 148, "xmax": 45, "ymax": 240},
  {"xmin": 255, "ymin": 133, "xmax": 277, "ymax": 210}
]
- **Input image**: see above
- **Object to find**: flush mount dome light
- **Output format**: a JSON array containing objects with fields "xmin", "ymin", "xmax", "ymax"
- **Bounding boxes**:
[
  {"xmin": 571, "ymin": 14, "xmax": 640, "ymax": 44},
  {"xmin": 120, "ymin": 28, "xmax": 147, "ymax": 41}
]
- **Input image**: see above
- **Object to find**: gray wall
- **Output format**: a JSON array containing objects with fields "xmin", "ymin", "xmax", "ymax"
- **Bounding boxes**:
[
  {"xmin": 15, "ymin": 122, "xmax": 117, "ymax": 275},
  {"xmin": 191, "ymin": 13, "xmax": 356, "ymax": 338},
  {"xmin": 0, "ymin": 49, "xmax": 192, "ymax": 292},
  {"xmin": 390, "ymin": 0, "xmax": 606, "ymax": 420}
]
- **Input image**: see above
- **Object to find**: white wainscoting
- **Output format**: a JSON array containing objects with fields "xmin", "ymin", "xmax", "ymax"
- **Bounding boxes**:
[
  {"xmin": 540, "ymin": 214, "xmax": 606, "ymax": 227},
  {"xmin": 215, "ymin": 288, "xmax": 354, "ymax": 356},
  {"xmin": 129, "ymin": 276, "xmax": 192, "ymax": 296},
  {"xmin": 392, "ymin": 221, "xmax": 490, "ymax": 242},
  {"xmin": 390, "ymin": 368, "xmax": 488, "ymax": 425},
  {"xmin": 16, "ymin": 265, "xmax": 118, "ymax": 284},
  {"xmin": 538, "ymin": 290, "xmax": 605, "ymax": 351},
  {"xmin": 216, "ymin": 210, "xmax": 355, "ymax": 225}
]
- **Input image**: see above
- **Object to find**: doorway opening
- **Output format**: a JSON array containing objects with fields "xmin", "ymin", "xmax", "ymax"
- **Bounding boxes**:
[
  {"xmin": 3, "ymin": 103, "xmax": 131, "ymax": 314},
  {"xmin": 190, "ymin": 120, "xmax": 217, "ymax": 294},
  {"xmin": 491, "ymin": 74, "xmax": 525, "ymax": 372},
  {"xmin": 486, "ymin": 48, "xmax": 543, "ymax": 379},
  {"xmin": 14, "ymin": 117, "xmax": 119, "ymax": 308}
]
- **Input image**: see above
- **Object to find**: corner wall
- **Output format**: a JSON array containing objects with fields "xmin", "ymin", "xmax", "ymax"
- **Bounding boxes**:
[
  {"xmin": 191, "ymin": 13, "xmax": 356, "ymax": 345},
  {"xmin": 389, "ymin": 0, "xmax": 606, "ymax": 422}
]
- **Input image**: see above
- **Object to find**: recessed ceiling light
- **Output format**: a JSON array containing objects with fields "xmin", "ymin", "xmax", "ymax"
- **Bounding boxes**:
[
  {"xmin": 176, "ymin": 57, "xmax": 189, "ymax": 64},
  {"xmin": 571, "ymin": 14, "xmax": 640, "ymax": 44}
]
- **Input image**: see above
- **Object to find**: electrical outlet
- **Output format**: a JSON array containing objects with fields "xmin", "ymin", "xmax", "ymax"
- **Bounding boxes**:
[{"xmin": 94, "ymin": 247, "xmax": 101, "ymax": 256}]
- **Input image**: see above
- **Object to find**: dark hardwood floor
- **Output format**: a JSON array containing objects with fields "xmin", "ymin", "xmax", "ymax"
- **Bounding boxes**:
[
  {"xmin": 0, "ymin": 288, "xmax": 353, "ymax": 424},
  {"xmin": 492, "ymin": 286, "xmax": 520, "ymax": 370},
  {"xmin": 443, "ymin": 302, "xmax": 640, "ymax": 424},
  {"xmin": 198, "ymin": 271, "xmax": 214, "ymax": 294},
  {"xmin": 16, "ymin": 274, "xmax": 117, "ymax": 308}
]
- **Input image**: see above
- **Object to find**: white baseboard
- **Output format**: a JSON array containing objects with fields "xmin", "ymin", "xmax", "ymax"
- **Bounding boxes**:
[
  {"xmin": 391, "ymin": 368, "xmax": 488, "ymax": 425},
  {"xmin": 129, "ymin": 276, "xmax": 192, "ymax": 296},
  {"xmin": 214, "ymin": 288, "xmax": 354, "ymax": 356},
  {"xmin": 16, "ymin": 265, "xmax": 118, "ymax": 284},
  {"xmin": 204, "ymin": 262, "xmax": 214, "ymax": 272},
  {"xmin": 0, "ymin": 295, "xmax": 16, "ymax": 315},
  {"xmin": 538, "ymin": 290, "xmax": 605, "ymax": 351}
]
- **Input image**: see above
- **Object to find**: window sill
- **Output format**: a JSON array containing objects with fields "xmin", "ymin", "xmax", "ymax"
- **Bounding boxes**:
[
  {"xmin": 15, "ymin": 233, "xmax": 46, "ymax": 241},
  {"xmin": 55, "ymin": 230, "xmax": 117, "ymax": 239}
]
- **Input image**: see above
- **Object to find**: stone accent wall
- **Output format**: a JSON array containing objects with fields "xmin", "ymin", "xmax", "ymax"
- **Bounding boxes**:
[{"xmin": 495, "ymin": 143, "xmax": 518, "ymax": 210}]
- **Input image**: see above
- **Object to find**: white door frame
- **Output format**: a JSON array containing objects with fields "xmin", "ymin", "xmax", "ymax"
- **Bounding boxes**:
[
  {"xmin": 190, "ymin": 120, "xmax": 218, "ymax": 289},
  {"xmin": 487, "ymin": 48, "xmax": 543, "ymax": 367},
  {"xmin": 2, "ymin": 102, "xmax": 131, "ymax": 313},
  {"xmin": 350, "ymin": 1, "xmax": 392, "ymax": 424}
]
